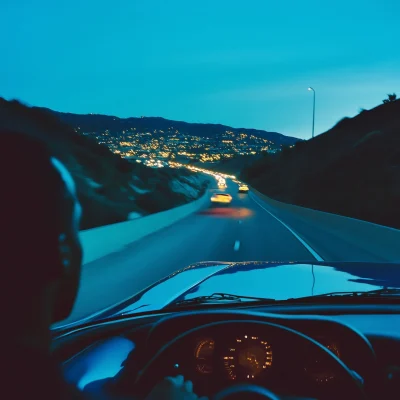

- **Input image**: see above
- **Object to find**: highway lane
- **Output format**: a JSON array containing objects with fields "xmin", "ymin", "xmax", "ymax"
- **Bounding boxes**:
[
  {"xmin": 58, "ymin": 179, "xmax": 398, "ymax": 326},
  {"xmin": 249, "ymin": 190, "xmax": 400, "ymax": 263}
]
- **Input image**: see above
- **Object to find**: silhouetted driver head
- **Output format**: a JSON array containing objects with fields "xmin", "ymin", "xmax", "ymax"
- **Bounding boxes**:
[{"xmin": 1, "ymin": 131, "xmax": 83, "ymax": 342}]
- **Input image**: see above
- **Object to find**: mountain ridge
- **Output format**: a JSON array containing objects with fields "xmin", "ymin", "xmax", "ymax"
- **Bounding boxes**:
[{"xmin": 39, "ymin": 108, "xmax": 298, "ymax": 146}]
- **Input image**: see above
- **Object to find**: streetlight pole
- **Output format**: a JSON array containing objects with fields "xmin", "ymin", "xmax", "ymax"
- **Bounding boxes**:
[{"xmin": 308, "ymin": 87, "xmax": 315, "ymax": 138}]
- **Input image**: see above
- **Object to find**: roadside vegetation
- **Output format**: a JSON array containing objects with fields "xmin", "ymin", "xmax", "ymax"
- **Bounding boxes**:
[{"xmin": 241, "ymin": 98, "xmax": 400, "ymax": 229}]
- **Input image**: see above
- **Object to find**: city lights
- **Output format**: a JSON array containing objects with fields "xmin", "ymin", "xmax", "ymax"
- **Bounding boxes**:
[{"xmin": 85, "ymin": 127, "xmax": 276, "ymax": 167}]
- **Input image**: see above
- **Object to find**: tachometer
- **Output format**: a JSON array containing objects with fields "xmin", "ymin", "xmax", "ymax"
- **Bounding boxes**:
[
  {"xmin": 194, "ymin": 338, "xmax": 215, "ymax": 374},
  {"xmin": 222, "ymin": 335, "xmax": 273, "ymax": 381},
  {"xmin": 304, "ymin": 339, "xmax": 341, "ymax": 383}
]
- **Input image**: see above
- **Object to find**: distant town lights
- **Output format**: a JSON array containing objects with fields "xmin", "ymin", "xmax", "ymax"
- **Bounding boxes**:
[{"xmin": 87, "ymin": 127, "xmax": 282, "ymax": 164}]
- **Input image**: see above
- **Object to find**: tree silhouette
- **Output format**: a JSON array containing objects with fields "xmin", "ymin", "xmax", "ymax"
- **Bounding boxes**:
[{"xmin": 383, "ymin": 93, "xmax": 397, "ymax": 104}]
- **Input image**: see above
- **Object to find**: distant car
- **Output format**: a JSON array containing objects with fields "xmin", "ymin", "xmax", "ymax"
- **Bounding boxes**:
[
  {"xmin": 238, "ymin": 184, "xmax": 249, "ymax": 193},
  {"xmin": 210, "ymin": 193, "xmax": 232, "ymax": 205}
]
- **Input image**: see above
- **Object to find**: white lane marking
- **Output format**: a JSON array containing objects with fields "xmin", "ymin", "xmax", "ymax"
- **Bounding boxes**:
[
  {"xmin": 234, "ymin": 240, "xmax": 241, "ymax": 251},
  {"xmin": 250, "ymin": 193, "xmax": 324, "ymax": 261}
]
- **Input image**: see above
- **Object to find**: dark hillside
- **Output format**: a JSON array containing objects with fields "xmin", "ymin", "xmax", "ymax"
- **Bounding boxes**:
[
  {"xmin": 0, "ymin": 98, "xmax": 208, "ymax": 229},
  {"xmin": 242, "ymin": 100, "xmax": 400, "ymax": 229}
]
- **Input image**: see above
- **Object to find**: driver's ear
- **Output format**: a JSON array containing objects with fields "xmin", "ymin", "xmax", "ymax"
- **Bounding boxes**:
[
  {"xmin": 52, "ymin": 233, "xmax": 77, "ymax": 322},
  {"xmin": 58, "ymin": 233, "xmax": 72, "ymax": 270}
]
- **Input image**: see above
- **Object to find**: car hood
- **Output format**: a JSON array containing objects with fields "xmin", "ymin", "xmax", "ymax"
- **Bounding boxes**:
[{"xmin": 84, "ymin": 261, "xmax": 400, "ymax": 321}]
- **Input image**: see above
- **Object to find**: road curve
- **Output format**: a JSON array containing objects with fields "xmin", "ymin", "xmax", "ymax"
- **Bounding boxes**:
[{"xmin": 58, "ymin": 179, "xmax": 400, "ymax": 326}]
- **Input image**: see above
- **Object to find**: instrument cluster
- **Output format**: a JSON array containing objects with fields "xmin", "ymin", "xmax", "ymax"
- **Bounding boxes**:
[
  {"xmin": 194, "ymin": 334, "xmax": 273, "ymax": 382},
  {"xmin": 193, "ymin": 333, "xmax": 341, "ymax": 385}
]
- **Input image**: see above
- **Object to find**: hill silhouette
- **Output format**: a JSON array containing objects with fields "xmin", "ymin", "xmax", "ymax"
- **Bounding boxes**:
[
  {"xmin": 0, "ymin": 98, "xmax": 208, "ymax": 229},
  {"xmin": 242, "ymin": 100, "xmax": 400, "ymax": 229},
  {"xmin": 45, "ymin": 110, "xmax": 298, "ymax": 147}
]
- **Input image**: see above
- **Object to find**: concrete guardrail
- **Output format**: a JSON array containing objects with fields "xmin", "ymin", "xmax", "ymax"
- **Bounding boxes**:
[{"xmin": 80, "ymin": 190, "xmax": 211, "ymax": 265}]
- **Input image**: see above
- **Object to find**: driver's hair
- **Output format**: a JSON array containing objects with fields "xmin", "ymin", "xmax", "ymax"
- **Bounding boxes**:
[{"xmin": 0, "ymin": 130, "xmax": 74, "ymax": 285}]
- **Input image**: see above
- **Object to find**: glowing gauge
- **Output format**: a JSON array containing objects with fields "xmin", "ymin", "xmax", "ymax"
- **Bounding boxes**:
[
  {"xmin": 194, "ymin": 339, "xmax": 215, "ymax": 374},
  {"xmin": 223, "ymin": 335, "xmax": 273, "ymax": 381},
  {"xmin": 326, "ymin": 342, "xmax": 340, "ymax": 358},
  {"xmin": 304, "ymin": 340, "xmax": 341, "ymax": 384}
]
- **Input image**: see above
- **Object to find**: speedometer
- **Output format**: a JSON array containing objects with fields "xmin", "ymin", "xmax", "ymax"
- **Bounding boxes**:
[
  {"xmin": 222, "ymin": 335, "xmax": 273, "ymax": 381},
  {"xmin": 194, "ymin": 338, "xmax": 215, "ymax": 374}
]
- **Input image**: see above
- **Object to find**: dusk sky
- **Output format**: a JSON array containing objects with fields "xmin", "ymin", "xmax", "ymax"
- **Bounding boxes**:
[{"xmin": 1, "ymin": 0, "xmax": 399, "ymax": 139}]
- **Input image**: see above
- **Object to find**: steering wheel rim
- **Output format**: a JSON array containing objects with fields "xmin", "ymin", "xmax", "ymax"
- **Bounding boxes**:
[
  {"xmin": 132, "ymin": 320, "xmax": 367, "ymax": 400},
  {"xmin": 213, "ymin": 384, "xmax": 281, "ymax": 400}
]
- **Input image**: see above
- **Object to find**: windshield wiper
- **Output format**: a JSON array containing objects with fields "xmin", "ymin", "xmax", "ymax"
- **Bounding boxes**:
[
  {"xmin": 168, "ymin": 292, "xmax": 275, "ymax": 308},
  {"xmin": 167, "ymin": 288, "xmax": 400, "ymax": 310},
  {"xmin": 286, "ymin": 288, "xmax": 400, "ymax": 303}
]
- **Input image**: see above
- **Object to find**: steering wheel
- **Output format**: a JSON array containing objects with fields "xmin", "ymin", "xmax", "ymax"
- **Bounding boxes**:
[{"xmin": 131, "ymin": 320, "xmax": 367, "ymax": 400}]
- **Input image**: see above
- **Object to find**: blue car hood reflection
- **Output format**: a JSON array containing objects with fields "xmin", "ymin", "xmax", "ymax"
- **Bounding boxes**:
[{"xmin": 100, "ymin": 261, "xmax": 400, "ymax": 318}]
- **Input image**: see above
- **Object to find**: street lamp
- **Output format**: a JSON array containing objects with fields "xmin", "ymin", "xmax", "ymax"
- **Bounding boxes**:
[{"xmin": 308, "ymin": 87, "xmax": 315, "ymax": 138}]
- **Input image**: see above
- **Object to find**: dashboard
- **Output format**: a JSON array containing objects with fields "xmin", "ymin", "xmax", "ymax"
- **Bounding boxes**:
[
  {"xmin": 176, "ymin": 329, "xmax": 345, "ymax": 398},
  {"xmin": 56, "ymin": 307, "xmax": 400, "ymax": 399},
  {"xmin": 192, "ymin": 334, "xmax": 340, "ymax": 383},
  {"xmin": 138, "ymin": 320, "xmax": 359, "ymax": 398}
]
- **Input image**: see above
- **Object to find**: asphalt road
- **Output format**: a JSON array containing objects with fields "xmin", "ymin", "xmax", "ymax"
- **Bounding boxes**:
[{"xmin": 58, "ymin": 180, "xmax": 399, "ymax": 326}]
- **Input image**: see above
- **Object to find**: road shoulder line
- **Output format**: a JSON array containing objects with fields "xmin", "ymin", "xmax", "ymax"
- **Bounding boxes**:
[{"xmin": 250, "ymin": 192, "xmax": 324, "ymax": 261}]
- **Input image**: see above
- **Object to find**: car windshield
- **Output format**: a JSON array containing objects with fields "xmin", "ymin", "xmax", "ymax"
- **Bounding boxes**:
[{"xmin": 1, "ymin": 1, "xmax": 399, "ymax": 329}]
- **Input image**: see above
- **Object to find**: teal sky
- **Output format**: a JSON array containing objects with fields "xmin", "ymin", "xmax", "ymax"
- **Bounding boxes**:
[{"xmin": 1, "ymin": 0, "xmax": 399, "ymax": 139}]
